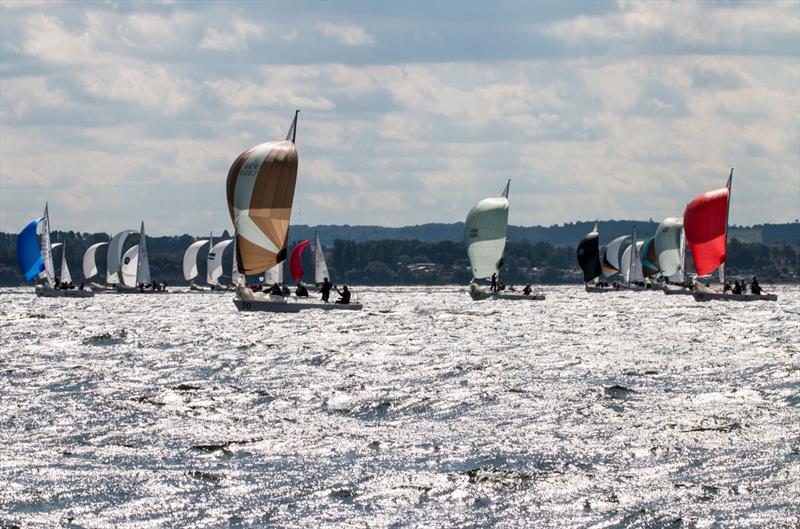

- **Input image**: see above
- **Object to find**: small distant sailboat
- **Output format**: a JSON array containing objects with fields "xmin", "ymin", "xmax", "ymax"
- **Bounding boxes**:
[
  {"xmin": 103, "ymin": 229, "xmax": 137, "ymax": 290},
  {"xmin": 618, "ymin": 226, "xmax": 648, "ymax": 291},
  {"xmin": 655, "ymin": 217, "xmax": 692, "ymax": 295},
  {"xmin": 577, "ymin": 223, "xmax": 609, "ymax": 292},
  {"xmin": 600, "ymin": 234, "xmax": 631, "ymax": 280},
  {"xmin": 114, "ymin": 222, "xmax": 166, "ymax": 294},
  {"xmin": 228, "ymin": 111, "xmax": 361, "ymax": 312},
  {"xmin": 465, "ymin": 180, "xmax": 544, "ymax": 300},
  {"xmin": 685, "ymin": 170, "xmax": 776, "ymax": 301},
  {"xmin": 183, "ymin": 236, "xmax": 209, "ymax": 288},
  {"xmin": 16, "ymin": 203, "xmax": 93, "ymax": 298},
  {"xmin": 83, "ymin": 241, "xmax": 110, "ymax": 291},
  {"xmin": 184, "ymin": 233, "xmax": 237, "ymax": 291}
]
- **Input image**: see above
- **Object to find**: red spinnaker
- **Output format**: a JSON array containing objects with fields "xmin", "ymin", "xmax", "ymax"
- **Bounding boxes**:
[
  {"xmin": 683, "ymin": 187, "xmax": 729, "ymax": 276},
  {"xmin": 289, "ymin": 240, "xmax": 311, "ymax": 281}
]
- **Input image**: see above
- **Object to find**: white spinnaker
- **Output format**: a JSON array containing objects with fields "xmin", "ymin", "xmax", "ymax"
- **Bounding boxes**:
[
  {"xmin": 314, "ymin": 232, "xmax": 329, "ymax": 284},
  {"xmin": 121, "ymin": 245, "xmax": 139, "ymax": 287},
  {"xmin": 136, "ymin": 222, "xmax": 151, "ymax": 286},
  {"xmin": 107, "ymin": 229, "xmax": 137, "ymax": 284},
  {"xmin": 183, "ymin": 240, "xmax": 209, "ymax": 281},
  {"xmin": 264, "ymin": 262, "xmax": 283, "ymax": 285},
  {"xmin": 59, "ymin": 242, "xmax": 72, "ymax": 284},
  {"xmin": 605, "ymin": 236, "xmax": 630, "ymax": 273},
  {"xmin": 41, "ymin": 204, "xmax": 55, "ymax": 287},
  {"xmin": 464, "ymin": 196, "xmax": 509, "ymax": 279},
  {"xmin": 207, "ymin": 239, "xmax": 233, "ymax": 285},
  {"xmin": 622, "ymin": 240, "xmax": 645, "ymax": 283},
  {"xmin": 83, "ymin": 242, "xmax": 108, "ymax": 280},
  {"xmin": 655, "ymin": 217, "xmax": 684, "ymax": 278}
]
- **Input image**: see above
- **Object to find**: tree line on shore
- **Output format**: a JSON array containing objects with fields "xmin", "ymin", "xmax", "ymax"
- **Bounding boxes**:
[{"xmin": 0, "ymin": 231, "xmax": 797, "ymax": 286}]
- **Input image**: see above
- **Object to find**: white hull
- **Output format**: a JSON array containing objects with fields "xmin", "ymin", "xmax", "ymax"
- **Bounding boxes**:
[
  {"xmin": 693, "ymin": 292, "xmax": 777, "ymax": 302},
  {"xmin": 113, "ymin": 285, "xmax": 169, "ymax": 295},
  {"xmin": 35, "ymin": 285, "xmax": 94, "ymax": 298},
  {"xmin": 234, "ymin": 298, "xmax": 363, "ymax": 312}
]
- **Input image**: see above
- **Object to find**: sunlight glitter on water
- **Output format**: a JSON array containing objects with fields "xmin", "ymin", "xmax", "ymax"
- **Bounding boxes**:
[{"xmin": 1, "ymin": 285, "xmax": 799, "ymax": 528}]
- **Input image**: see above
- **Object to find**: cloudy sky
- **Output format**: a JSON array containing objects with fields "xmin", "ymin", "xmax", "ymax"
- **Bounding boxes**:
[{"xmin": 1, "ymin": 0, "xmax": 798, "ymax": 235}]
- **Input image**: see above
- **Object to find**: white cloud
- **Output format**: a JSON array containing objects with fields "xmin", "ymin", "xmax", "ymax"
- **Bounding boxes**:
[
  {"xmin": 281, "ymin": 29, "xmax": 299, "ymax": 42},
  {"xmin": 203, "ymin": 78, "xmax": 335, "ymax": 111},
  {"xmin": 315, "ymin": 22, "xmax": 374, "ymax": 46},
  {"xmin": 79, "ymin": 65, "xmax": 193, "ymax": 114},
  {"xmin": 200, "ymin": 18, "xmax": 265, "ymax": 51},
  {"xmin": 0, "ymin": 77, "xmax": 71, "ymax": 117}
]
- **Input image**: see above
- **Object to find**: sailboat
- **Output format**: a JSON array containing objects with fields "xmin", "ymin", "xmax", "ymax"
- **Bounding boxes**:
[
  {"xmin": 618, "ymin": 226, "xmax": 648, "ymax": 291},
  {"xmin": 465, "ymin": 180, "xmax": 544, "ymax": 300},
  {"xmin": 685, "ymin": 170, "xmax": 776, "ymax": 301},
  {"xmin": 206, "ymin": 235, "xmax": 235, "ymax": 290},
  {"xmin": 228, "ymin": 111, "xmax": 362, "ymax": 312},
  {"xmin": 314, "ymin": 232, "xmax": 330, "ymax": 286},
  {"xmin": 114, "ymin": 222, "xmax": 166, "ymax": 294},
  {"xmin": 183, "ymin": 236, "xmax": 209, "ymax": 289},
  {"xmin": 600, "ymin": 234, "xmax": 631, "ymax": 281},
  {"xmin": 82, "ymin": 241, "xmax": 111, "ymax": 291},
  {"xmin": 655, "ymin": 217, "xmax": 692, "ymax": 295},
  {"xmin": 99, "ymin": 229, "xmax": 137, "ymax": 291},
  {"xmin": 577, "ymin": 223, "xmax": 610, "ymax": 292},
  {"xmin": 16, "ymin": 204, "xmax": 93, "ymax": 298}
]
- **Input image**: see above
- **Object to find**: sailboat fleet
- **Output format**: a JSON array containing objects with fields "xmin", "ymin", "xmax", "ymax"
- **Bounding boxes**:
[
  {"xmin": 15, "ymin": 113, "xmax": 777, "ymax": 306},
  {"xmin": 577, "ymin": 169, "xmax": 777, "ymax": 301}
]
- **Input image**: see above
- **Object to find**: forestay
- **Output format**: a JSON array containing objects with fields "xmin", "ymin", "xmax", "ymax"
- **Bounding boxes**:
[
  {"xmin": 83, "ymin": 242, "xmax": 108, "ymax": 280},
  {"xmin": 227, "ymin": 111, "xmax": 299, "ymax": 275},
  {"xmin": 464, "ymin": 180, "xmax": 510, "ymax": 279}
]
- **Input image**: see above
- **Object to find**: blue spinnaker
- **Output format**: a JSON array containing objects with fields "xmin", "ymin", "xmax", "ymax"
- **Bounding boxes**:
[{"xmin": 17, "ymin": 217, "xmax": 45, "ymax": 282}]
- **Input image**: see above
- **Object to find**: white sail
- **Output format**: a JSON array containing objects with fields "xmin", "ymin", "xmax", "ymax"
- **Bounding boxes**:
[
  {"xmin": 622, "ymin": 239, "xmax": 645, "ymax": 284},
  {"xmin": 59, "ymin": 242, "xmax": 72, "ymax": 284},
  {"xmin": 83, "ymin": 242, "xmax": 108, "ymax": 280},
  {"xmin": 182, "ymin": 239, "xmax": 209, "ymax": 281},
  {"xmin": 314, "ymin": 232, "xmax": 329, "ymax": 284},
  {"xmin": 121, "ymin": 245, "xmax": 139, "ymax": 287},
  {"xmin": 264, "ymin": 262, "xmax": 283, "ymax": 285},
  {"xmin": 107, "ymin": 229, "xmax": 137, "ymax": 284},
  {"xmin": 207, "ymin": 239, "xmax": 233, "ymax": 285},
  {"xmin": 464, "ymin": 180, "xmax": 510, "ymax": 279},
  {"xmin": 654, "ymin": 217, "xmax": 684, "ymax": 278},
  {"xmin": 136, "ymin": 222, "xmax": 151, "ymax": 286},
  {"xmin": 603, "ymin": 235, "xmax": 630, "ymax": 277},
  {"xmin": 41, "ymin": 203, "xmax": 55, "ymax": 287}
]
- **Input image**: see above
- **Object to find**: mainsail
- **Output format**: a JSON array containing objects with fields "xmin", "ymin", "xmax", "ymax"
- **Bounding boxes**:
[
  {"xmin": 464, "ymin": 180, "xmax": 510, "ymax": 279},
  {"xmin": 684, "ymin": 170, "xmax": 732, "ymax": 280},
  {"xmin": 654, "ymin": 217, "xmax": 684, "ymax": 279},
  {"xmin": 207, "ymin": 239, "xmax": 233, "ymax": 285},
  {"xmin": 601, "ymin": 235, "xmax": 630, "ymax": 277},
  {"xmin": 136, "ymin": 222, "xmax": 151, "ymax": 286},
  {"xmin": 83, "ymin": 242, "xmax": 108, "ymax": 280},
  {"xmin": 621, "ymin": 232, "xmax": 644, "ymax": 284},
  {"xmin": 227, "ymin": 111, "xmax": 300, "ymax": 275},
  {"xmin": 41, "ymin": 204, "xmax": 55, "ymax": 286},
  {"xmin": 107, "ymin": 229, "xmax": 137, "ymax": 284},
  {"xmin": 59, "ymin": 242, "xmax": 72, "ymax": 284},
  {"xmin": 183, "ymin": 239, "xmax": 209, "ymax": 281},
  {"xmin": 576, "ymin": 223, "xmax": 601, "ymax": 283},
  {"xmin": 16, "ymin": 217, "xmax": 45, "ymax": 282},
  {"xmin": 264, "ymin": 262, "xmax": 283, "ymax": 285},
  {"xmin": 290, "ymin": 240, "xmax": 311, "ymax": 282},
  {"xmin": 314, "ymin": 232, "xmax": 329, "ymax": 284}
]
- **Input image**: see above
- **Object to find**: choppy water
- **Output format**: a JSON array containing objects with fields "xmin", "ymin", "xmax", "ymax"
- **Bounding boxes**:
[{"xmin": 1, "ymin": 285, "xmax": 799, "ymax": 528}]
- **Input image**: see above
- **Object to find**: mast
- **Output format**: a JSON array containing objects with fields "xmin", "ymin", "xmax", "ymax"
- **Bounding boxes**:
[
  {"xmin": 720, "ymin": 168, "xmax": 733, "ymax": 284},
  {"xmin": 680, "ymin": 225, "xmax": 687, "ymax": 284},
  {"xmin": 41, "ymin": 203, "xmax": 55, "ymax": 287},
  {"xmin": 207, "ymin": 231, "xmax": 214, "ymax": 285}
]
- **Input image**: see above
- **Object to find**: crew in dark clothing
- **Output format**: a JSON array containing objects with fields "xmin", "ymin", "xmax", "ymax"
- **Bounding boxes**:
[
  {"xmin": 320, "ymin": 277, "xmax": 332, "ymax": 302},
  {"xmin": 732, "ymin": 280, "xmax": 742, "ymax": 295},
  {"xmin": 335, "ymin": 285, "xmax": 351, "ymax": 304},
  {"xmin": 296, "ymin": 282, "xmax": 309, "ymax": 297},
  {"xmin": 281, "ymin": 283, "xmax": 290, "ymax": 296},
  {"xmin": 523, "ymin": 284, "xmax": 532, "ymax": 295},
  {"xmin": 490, "ymin": 273, "xmax": 498, "ymax": 292},
  {"xmin": 269, "ymin": 283, "xmax": 283, "ymax": 296},
  {"xmin": 723, "ymin": 281, "xmax": 731, "ymax": 293},
  {"xmin": 750, "ymin": 277, "xmax": 762, "ymax": 295}
]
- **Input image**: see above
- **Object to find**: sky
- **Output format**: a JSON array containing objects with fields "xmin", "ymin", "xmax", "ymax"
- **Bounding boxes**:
[{"xmin": 1, "ymin": 0, "xmax": 798, "ymax": 236}]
